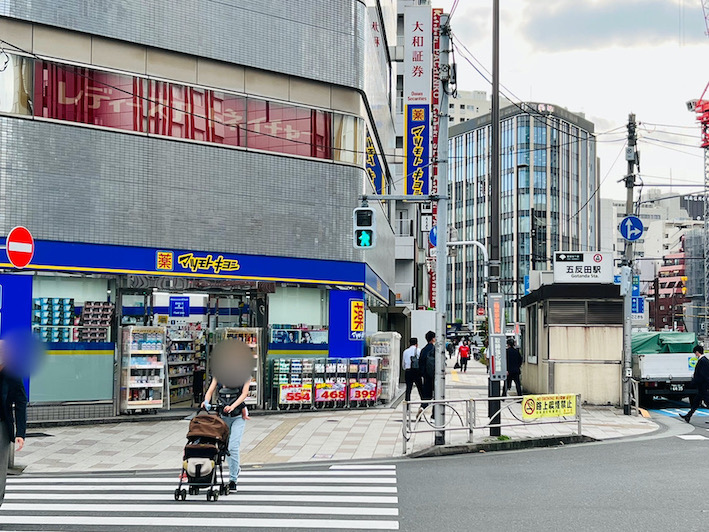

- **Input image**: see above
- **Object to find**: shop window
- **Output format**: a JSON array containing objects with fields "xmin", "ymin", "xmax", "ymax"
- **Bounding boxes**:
[
  {"xmin": 247, "ymin": 99, "xmax": 331, "ymax": 158},
  {"xmin": 29, "ymin": 276, "xmax": 115, "ymax": 403},
  {"xmin": 333, "ymin": 114, "xmax": 364, "ymax": 165},
  {"xmin": 0, "ymin": 54, "xmax": 33, "ymax": 115},
  {"xmin": 34, "ymin": 60, "xmax": 141, "ymax": 132}
]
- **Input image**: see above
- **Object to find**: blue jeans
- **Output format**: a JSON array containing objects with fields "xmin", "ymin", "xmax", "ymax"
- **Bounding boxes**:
[{"xmin": 221, "ymin": 415, "xmax": 245, "ymax": 482}]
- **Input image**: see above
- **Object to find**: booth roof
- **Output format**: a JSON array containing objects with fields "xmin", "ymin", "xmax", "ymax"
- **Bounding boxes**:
[{"xmin": 520, "ymin": 283, "xmax": 621, "ymax": 307}]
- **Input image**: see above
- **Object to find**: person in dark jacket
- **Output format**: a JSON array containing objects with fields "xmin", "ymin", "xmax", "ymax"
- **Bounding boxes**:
[
  {"xmin": 503, "ymin": 338, "xmax": 524, "ymax": 396},
  {"xmin": 418, "ymin": 331, "xmax": 436, "ymax": 406},
  {"xmin": 0, "ymin": 342, "xmax": 28, "ymax": 506},
  {"xmin": 681, "ymin": 345, "xmax": 709, "ymax": 423}
]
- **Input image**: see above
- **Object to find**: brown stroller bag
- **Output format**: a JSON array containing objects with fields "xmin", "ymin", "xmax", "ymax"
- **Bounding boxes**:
[{"xmin": 187, "ymin": 411, "xmax": 230, "ymax": 444}]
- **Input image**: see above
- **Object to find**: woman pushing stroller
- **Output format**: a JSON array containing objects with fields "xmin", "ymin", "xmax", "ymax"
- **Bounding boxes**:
[{"xmin": 201, "ymin": 339, "xmax": 254, "ymax": 492}]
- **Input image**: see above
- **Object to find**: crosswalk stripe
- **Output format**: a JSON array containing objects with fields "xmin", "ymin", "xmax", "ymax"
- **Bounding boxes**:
[
  {"xmin": 9, "ymin": 476, "xmax": 396, "ymax": 485},
  {"xmin": 0, "ymin": 516, "xmax": 400, "ymax": 530},
  {"xmin": 2, "ymin": 465, "xmax": 400, "ymax": 530},
  {"xmin": 3, "ymin": 493, "xmax": 399, "ymax": 504},
  {"xmin": 240, "ymin": 470, "xmax": 396, "ymax": 476},
  {"xmin": 329, "ymin": 465, "xmax": 397, "ymax": 470},
  {"xmin": 6, "ymin": 484, "xmax": 398, "ymax": 493},
  {"xmin": 0, "ymin": 503, "xmax": 399, "ymax": 516}
]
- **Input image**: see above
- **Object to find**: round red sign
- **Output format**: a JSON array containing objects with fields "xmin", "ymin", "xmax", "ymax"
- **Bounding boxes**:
[
  {"xmin": 6, "ymin": 226, "xmax": 34, "ymax": 268},
  {"xmin": 477, "ymin": 307, "xmax": 485, "ymax": 316}
]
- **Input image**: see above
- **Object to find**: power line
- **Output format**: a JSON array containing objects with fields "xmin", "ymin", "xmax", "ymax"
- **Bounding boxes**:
[
  {"xmin": 568, "ymin": 141, "xmax": 627, "ymax": 222},
  {"xmin": 639, "ymin": 137, "xmax": 705, "ymax": 158},
  {"xmin": 451, "ymin": 39, "xmax": 625, "ymax": 145}
]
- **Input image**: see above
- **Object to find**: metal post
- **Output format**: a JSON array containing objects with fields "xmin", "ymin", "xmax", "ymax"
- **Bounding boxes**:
[
  {"xmin": 467, "ymin": 398, "xmax": 474, "ymax": 442},
  {"xmin": 402, "ymin": 402, "xmax": 409, "ymax": 455},
  {"xmin": 576, "ymin": 394, "xmax": 582, "ymax": 435},
  {"xmin": 488, "ymin": 0, "xmax": 502, "ymax": 437},
  {"xmin": 434, "ymin": 14, "xmax": 450, "ymax": 446},
  {"xmin": 622, "ymin": 113, "xmax": 637, "ymax": 415}
]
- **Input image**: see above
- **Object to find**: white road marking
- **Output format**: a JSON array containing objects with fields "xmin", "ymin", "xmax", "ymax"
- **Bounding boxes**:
[
  {"xmin": 3, "ymin": 493, "xmax": 399, "ymax": 504},
  {"xmin": 329, "ymin": 465, "xmax": 397, "ymax": 470},
  {"xmin": 6, "ymin": 484, "xmax": 397, "ymax": 493},
  {"xmin": 9, "ymin": 476, "xmax": 396, "ymax": 485},
  {"xmin": 0, "ymin": 503, "xmax": 398, "ymax": 516},
  {"xmin": 676, "ymin": 435, "xmax": 708, "ymax": 440},
  {"xmin": 0, "ymin": 516, "xmax": 400, "ymax": 530}
]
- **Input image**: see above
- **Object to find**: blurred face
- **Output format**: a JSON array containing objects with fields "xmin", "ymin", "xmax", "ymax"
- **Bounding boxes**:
[{"xmin": 210, "ymin": 339, "xmax": 254, "ymax": 388}]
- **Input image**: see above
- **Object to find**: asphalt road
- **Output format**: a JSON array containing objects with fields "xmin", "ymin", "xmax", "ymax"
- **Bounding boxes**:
[
  {"xmin": 3, "ymin": 410, "xmax": 707, "ymax": 531},
  {"xmin": 398, "ymin": 413, "xmax": 707, "ymax": 532}
]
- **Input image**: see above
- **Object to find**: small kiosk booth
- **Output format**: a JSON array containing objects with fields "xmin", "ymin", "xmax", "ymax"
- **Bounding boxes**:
[{"xmin": 520, "ymin": 254, "xmax": 624, "ymax": 406}]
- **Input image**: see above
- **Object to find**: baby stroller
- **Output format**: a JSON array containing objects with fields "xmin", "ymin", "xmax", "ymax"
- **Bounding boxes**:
[{"xmin": 174, "ymin": 408, "xmax": 230, "ymax": 502}]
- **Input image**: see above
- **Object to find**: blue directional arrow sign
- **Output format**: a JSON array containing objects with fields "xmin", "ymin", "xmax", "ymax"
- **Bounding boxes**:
[
  {"xmin": 429, "ymin": 226, "xmax": 437, "ymax": 246},
  {"xmin": 619, "ymin": 215, "xmax": 643, "ymax": 242}
]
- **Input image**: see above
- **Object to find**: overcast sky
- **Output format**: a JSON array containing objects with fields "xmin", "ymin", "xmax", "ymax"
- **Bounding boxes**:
[{"xmin": 435, "ymin": 0, "xmax": 707, "ymax": 205}]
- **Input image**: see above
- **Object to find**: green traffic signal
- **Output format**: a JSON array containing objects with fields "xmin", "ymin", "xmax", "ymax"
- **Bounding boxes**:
[{"xmin": 356, "ymin": 229, "xmax": 373, "ymax": 248}]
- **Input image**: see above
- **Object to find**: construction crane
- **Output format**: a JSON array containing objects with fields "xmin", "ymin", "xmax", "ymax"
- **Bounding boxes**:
[{"xmin": 689, "ymin": 0, "xmax": 709, "ymax": 339}]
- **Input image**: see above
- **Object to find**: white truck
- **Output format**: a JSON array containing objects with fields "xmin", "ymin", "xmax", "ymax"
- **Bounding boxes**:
[{"xmin": 631, "ymin": 332, "xmax": 700, "ymax": 405}]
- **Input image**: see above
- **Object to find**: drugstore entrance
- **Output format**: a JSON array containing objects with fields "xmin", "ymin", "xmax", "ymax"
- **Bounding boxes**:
[{"xmin": 116, "ymin": 277, "xmax": 271, "ymax": 414}]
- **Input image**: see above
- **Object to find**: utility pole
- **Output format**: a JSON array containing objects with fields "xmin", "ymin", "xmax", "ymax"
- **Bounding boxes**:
[
  {"xmin": 621, "ymin": 113, "xmax": 637, "ymax": 415},
  {"xmin": 488, "ymin": 0, "xmax": 502, "ymax": 436},
  {"xmin": 433, "ymin": 14, "xmax": 450, "ymax": 446}
]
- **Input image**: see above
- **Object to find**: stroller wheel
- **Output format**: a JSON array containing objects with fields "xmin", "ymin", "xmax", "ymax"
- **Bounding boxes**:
[
  {"xmin": 173, "ymin": 489, "xmax": 180, "ymax": 501},
  {"xmin": 180, "ymin": 489, "xmax": 187, "ymax": 501},
  {"xmin": 207, "ymin": 489, "xmax": 219, "ymax": 502},
  {"xmin": 223, "ymin": 484, "xmax": 230, "ymax": 496}
]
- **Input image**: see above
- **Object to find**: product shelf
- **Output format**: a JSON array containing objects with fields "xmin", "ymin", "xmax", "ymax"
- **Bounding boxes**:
[
  {"xmin": 120, "ymin": 326, "xmax": 166, "ymax": 412},
  {"xmin": 168, "ymin": 360, "xmax": 197, "ymax": 365}
]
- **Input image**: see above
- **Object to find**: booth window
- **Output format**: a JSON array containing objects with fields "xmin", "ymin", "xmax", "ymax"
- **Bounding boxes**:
[{"xmin": 546, "ymin": 300, "xmax": 623, "ymax": 326}]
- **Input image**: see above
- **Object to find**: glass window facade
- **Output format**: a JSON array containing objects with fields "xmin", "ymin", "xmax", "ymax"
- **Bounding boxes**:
[{"xmin": 448, "ymin": 107, "xmax": 599, "ymax": 323}]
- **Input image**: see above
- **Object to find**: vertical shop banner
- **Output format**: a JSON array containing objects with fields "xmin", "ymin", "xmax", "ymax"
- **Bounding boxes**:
[
  {"xmin": 350, "ymin": 299, "xmax": 365, "ymax": 340},
  {"xmin": 329, "ymin": 290, "xmax": 365, "ymax": 358},
  {"xmin": 429, "ymin": 9, "xmax": 442, "ymax": 308},
  {"xmin": 404, "ymin": 105, "xmax": 430, "ymax": 195},
  {"xmin": 404, "ymin": 4, "xmax": 432, "ymax": 196},
  {"xmin": 365, "ymin": 132, "xmax": 384, "ymax": 194}
]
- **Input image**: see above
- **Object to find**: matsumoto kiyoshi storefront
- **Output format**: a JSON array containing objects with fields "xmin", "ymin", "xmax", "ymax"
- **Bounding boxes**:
[{"xmin": 0, "ymin": 238, "xmax": 392, "ymax": 421}]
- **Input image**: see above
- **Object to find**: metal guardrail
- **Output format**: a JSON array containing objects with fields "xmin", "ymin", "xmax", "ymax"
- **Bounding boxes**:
[
  {"xmin": 402, "ymin": 394, "xmax": 582, "ymax": 454},
  {"xmin": 629, "ymin": 378, "xmax": 640, "ymax": 416}
]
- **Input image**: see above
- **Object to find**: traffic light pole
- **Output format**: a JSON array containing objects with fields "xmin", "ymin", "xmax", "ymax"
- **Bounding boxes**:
[{"xmin": 488, "ymin": 0, "xmax": 502, "ymax": 436}]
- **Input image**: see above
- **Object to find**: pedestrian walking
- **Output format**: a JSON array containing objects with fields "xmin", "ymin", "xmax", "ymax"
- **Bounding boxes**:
[
  {"xmin": 0, "ymin": 341, "xmax": 28, "ymax": 506},
  {"xmin": 503, "ymin": 338, "xmax": 523, "ymax": 396},
  {"xmin": 402, "ymin": 338, "xmax": 424, "ymax": 402},
  {"xmin": 458, "ymin": 340, "xmax": 471, "ymax": 373},
  {"xmin": 681, "ymin": 345, "xmax": 709, "ymax": 423},
  {"xmin": 203, "ymin": 376, "xmax": 251, "ymax": 492},
  {"xmin": 418, "ymin": 331, "xmax": 437, "ymax": 406}
]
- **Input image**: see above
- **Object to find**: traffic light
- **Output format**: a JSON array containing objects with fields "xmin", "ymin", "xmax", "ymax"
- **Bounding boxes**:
[{"xmin": 353, "ymin": 206, "xmax": 376, "ymax": 249}]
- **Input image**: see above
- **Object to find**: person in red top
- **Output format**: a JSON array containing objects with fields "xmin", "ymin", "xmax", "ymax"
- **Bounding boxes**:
[{"xmin": 458, "ymin": 340, "xmax": 471, "ymax": 373}]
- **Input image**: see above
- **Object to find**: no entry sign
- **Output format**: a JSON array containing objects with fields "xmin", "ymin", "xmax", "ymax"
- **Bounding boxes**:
[{"xmin": 5, "ymin": 226, "xmax": 34, "ymax": 268}]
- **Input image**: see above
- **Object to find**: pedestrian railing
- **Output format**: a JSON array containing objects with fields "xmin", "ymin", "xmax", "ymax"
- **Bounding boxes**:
[
  {"xmin": 629, "ymin": 379, "xmax": 641, "ymax": 416},
  {"xmin": 402, "ymin": 394, "xmax": 582, "ymax": 454}
]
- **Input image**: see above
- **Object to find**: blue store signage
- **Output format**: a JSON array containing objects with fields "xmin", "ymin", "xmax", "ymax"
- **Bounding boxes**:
[
  {"xmin": 0, "ymin": 238, "xmax": 374, "ymax": 288},
  {"xmin": 169, "ymin": 296, "xmax": 190, "ymax": 317}
]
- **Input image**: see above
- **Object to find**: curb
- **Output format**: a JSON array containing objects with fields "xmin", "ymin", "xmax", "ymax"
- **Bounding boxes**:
[
  {"xmin": 27, "ymin": 395, "xmax": 407, "ymax": 429},
  {"xmin": 407, "ymin": 434, "xmax": 596, "ymax": 458}
]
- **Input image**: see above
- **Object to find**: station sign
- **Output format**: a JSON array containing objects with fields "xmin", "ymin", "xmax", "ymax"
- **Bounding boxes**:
[{"xmin": 553, "ymin": 252, "xmax": 613, "ymax": 284}]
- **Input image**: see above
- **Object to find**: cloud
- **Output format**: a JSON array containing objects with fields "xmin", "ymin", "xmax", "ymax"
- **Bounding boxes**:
[{"xmin": 519, "ymin": 0, "xmax": 707, "ymax": 52}]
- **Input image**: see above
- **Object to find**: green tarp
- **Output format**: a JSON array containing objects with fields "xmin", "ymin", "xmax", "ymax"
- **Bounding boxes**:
[{"xmin": 631, "ymin": 331, "xmax": 698, "ymax": 354}]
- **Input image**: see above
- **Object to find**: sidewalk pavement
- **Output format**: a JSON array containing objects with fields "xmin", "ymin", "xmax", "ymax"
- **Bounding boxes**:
[{"xmin": 17, "ymin": 359, "xmax": 659, "ymax": 474}]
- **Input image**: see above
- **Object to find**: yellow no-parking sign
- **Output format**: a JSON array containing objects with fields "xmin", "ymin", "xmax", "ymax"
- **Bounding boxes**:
[{"xmin": 522, "ymin": 394, "xmax": 576, "ymax": 420}]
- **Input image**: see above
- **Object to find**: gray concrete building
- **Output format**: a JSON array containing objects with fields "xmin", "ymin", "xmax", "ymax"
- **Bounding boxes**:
[{"xmin": 0, "ymin": 1, "xmax": 401, "ymax": 418}]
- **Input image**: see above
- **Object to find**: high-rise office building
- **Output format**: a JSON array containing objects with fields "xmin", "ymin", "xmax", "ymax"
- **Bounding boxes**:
[{"xmin": 447, "ymin": 102, "xmax": 600, "ymax": 323}]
